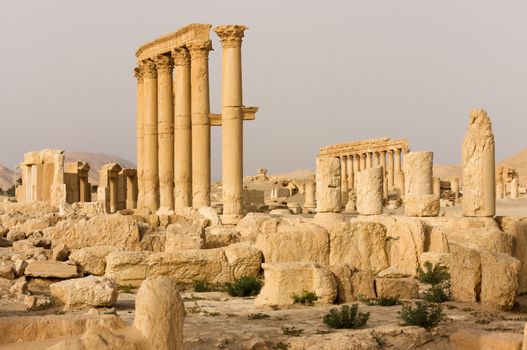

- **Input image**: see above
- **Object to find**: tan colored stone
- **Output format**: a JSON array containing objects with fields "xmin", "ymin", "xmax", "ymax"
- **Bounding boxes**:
[
  {"xmin": 375, "ymin": 277, "xmax": 418, "ymax": 299},
  {"xmin": 204, "ymin": 226, "xmax": 240, "ymax": 248},
  {"xmin": 164, "ymin": 220, "xmax": 206, "ymax": 252},
  {"xmin": 255, "ymin": 262, "xmax": 337, "ymax": 307},
  {"xmin": 25, "ymin": 260, "xmax": 78, "ymax": 279},
  {"xmin": 69, "ymin": 246, "xmax": 119, "ymax": 276},
  {"xmin": 52, "ymin": 243, "xmax": 70, "ymax": 261},
  {"xmin": 46, "ymin": 325, "xmax": 144, "ymax": 350},
  {"xmin": 451, "ymin": 328, "xmax": 523, "ymax": 350},
  {"xmin": 355, "ymin": 167, "xmax": 384, "ymax": 215},
  {"xmin": 235, "ymin": 213, "xmax": 279, "ymax": 243},
  {"xmin": 330, "ymin": 264, "xmax": 375, "ymax": 302},
  {"xmin": 404, "ymin": 151, "xmax": 433, "ymax": 196},
  {"xmin": 448, "ymin": 246, "xmax": 481, "ymax": 303},
  {"xmin": 315, "ymin": 157, "xmax": 342, "ymax": 213},
  {"xmin": 480, "ymin": 251, "xmax": 520, "ymax": 311},
  {"xmin": 404, "ymin": 194, "xmax": 439, "ymax": 217},
  {"xmin": 497, "ymin": 216, "xmax": 527, "ymax": 292},
  {"xmin": 50, "ymin": 276, "xmax": 118, "ymax": 309},
  {"xmin": 329, "ymin": 222, "xmax": 389, "ymax": 274},
  {"xmin": 133, "ymin": 276, "xmax": 185, "ymax": 350},
  {"xmin": 462, "ymin": 108, "xmax": 496, "ymax": 217}
]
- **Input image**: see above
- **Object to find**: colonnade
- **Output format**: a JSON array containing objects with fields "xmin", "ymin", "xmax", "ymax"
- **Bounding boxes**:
[{"xmin": 134, "ymin": 24, "xmax": 255, "ymax": 224}]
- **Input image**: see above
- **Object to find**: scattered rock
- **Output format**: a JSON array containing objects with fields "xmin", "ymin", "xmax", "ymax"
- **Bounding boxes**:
[
  {"xmin": 50, "ymin": 276, "xmax": 118, "ymax": 309},
  {"xmin": 375, "ymin": 277, "xmax": 418, "ymax": 299},
  {"xmin": 52, "ymin": 243, "xmax": 70, "ymax": 261},
  {"xmin": 25, "ymin": 260, "xmax": 78, "ymax": 279}
]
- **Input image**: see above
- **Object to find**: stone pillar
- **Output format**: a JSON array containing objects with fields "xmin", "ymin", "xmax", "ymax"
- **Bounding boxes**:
[
  {"xmin": 511, "ymin": 178, "xmax": 519, "ymax": 199},
  {"xmin": 462, "ymin": 109, "xmax": 496, "ymax": 217},
  {"xmin": 173, "ymin": 47, "xmax": 192, "ymax": 209},
  {"xmin": 387, "ymin": 149, "xmax": 394, "ymax": 190},
  {"xmin": 451, "ymin": 177, "xmax": 460, "ymax": 201},
  {"xmin": 359, "ymin": 153, "xmax": 366, "ymax": 171},
  {"xmin": 347, "ymin": 155, "xmax": 354, "ymax": 190},
  {"xmin": 353, "ymin": 155, "xmax": 360, "ymax": 179},
  {"xmin": 340, "ymin": 156, "xmax": 349, "ymax": 205},
  {"xmin": 109, "ymin": 172, "xmax": 118, "ymax": 213},
  {"xmin": 366, "ymin": 152, "xmax": 373, "ymax": 169},
  {"xmin": 433, "ymin": 177, "xmax": 441, "ymax": 198},
  {"xmin": 314, "ymin": 157, "xmax": 343, "ymax": 224},
  {"xmin": 188, "ymin": 40, "xmax": 212, "ymax": 208},
  {"xmin": 142, "ymin": 59, "xmax": 160, "ymax": 212},
  {"xmin": 355, "ymin": 167, "xmax": 384, "ymax": 215},
  {"xmin": 373, "ymin": 152, "xmax": 380, "ymax": 167},
  {"xmin": 79, "ymin": 164, "xmax": 91, "ymax": 203},
  {"xmin": 155, "ymin": 55, "xmax": 175, "ymax": 211},
  {"xmin": 215, "ymin": 25, "xmax": 247, "ymax": 224},
  {"xmin": 123, "ymin": 169, "xmax": 138, "ymax": 209},
  {"xmin": 134, "ymin": 64, "xmax": 145, "ymax": 209},
  {"xmin": 380, "ymin": 150, "xmax": 387, "ymax": 199},
  {"xmin": 303, "ymin": 180, "xmax": 316, "ymax": 213},
  {"xmin": 496, "ymin": 182, "xmax": 505, "ymax": 199},
  {"xmin": 404, "ymin": 151, "xmax": 438, "ymax": 217}
]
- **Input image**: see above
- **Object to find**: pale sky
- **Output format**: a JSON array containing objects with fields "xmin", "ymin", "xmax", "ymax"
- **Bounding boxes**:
[{"xmin": 0, "ymin": 1, "xmax": 526, "ymax": 178}]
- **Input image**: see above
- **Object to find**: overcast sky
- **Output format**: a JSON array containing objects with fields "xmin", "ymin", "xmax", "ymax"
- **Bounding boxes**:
[{"xmin": 0, "ymin": 1, "xmax": 526, "ymax": 178}]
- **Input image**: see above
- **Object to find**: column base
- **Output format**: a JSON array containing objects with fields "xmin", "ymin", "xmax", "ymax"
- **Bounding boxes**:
[
  {"xmin": 314, "ymin": 212, "xmax": 345, "ymax": 229},
  {"xmin": 221, "ymin": 214, "xmax": 244, "ymax": 225}
]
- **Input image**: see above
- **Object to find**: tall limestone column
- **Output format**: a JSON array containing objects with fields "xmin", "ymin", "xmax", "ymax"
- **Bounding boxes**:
[
  {"xmin": 360, "ymin": 153, "xmax": 366, "ymax": 171},
  {"xmin": 394, "ymin": 148, "xmax": 405, "ymax": 196},
  {"xmin": 134, "ymin": 64, "xmax": 145, "ymax": 209},
  {"xmin": 366, "ymin": 152, "xmax": 373, "ymax": 168},
  {"xmin": 188, "ymin": 40, "xmax": 213, "ymax": 208},
  {"xmin": 314, "ymin": 157, "xmax": 344, "ymax": 225},
  {"xmin": 347, "ymin": 155, "xmax": 354, "ymax": 190},
  {"xmin": 387, "ymin": 149, "xmax": 394, "ymax": 190},
  {"xmin": 373, "ymin": 152, "xmax": 380, "ymax": 167},
  {"xmin": 155, "ymin": 55, "xmax": 175, "ymax": 211},
  {"xmin": 214, "ymin": 25, "xmax": 247, "ymax": 224},
  {"xmin": 142, "ymin": 59, "xmax": 160, "ymax": 212},
  {"xmin": 462, "ymin": 108, "xmax": 496, "ymax": 217},
  {"xmin": 511, "ymin": 178, "xmax": 519, "ymax": 199},
  {"xmin": 173, "ymin": 47, "xmax": 192, "ymax": 209},
  {"xmin": 404, "ymin": 151, "xmax": 438, "ymax": 217},
  {"xmin": 380, "ymin": 150, "xmax": 388, "ymax": 199},
  {"xmin": 340, "ymin": 156, "xmax": 349, "ymax": 205}
]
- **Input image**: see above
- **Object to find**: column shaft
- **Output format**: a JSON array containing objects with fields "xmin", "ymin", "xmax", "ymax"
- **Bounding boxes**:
[
  {"xmin": 366, "ymin": 152, "xmax": 372, "ymax": 168},
  {"xmin": 340, "ymin": 156, "xmax": 349, "ymax": 204},
  {"xmin": 134, "ymin": 65, "xmax": 145, "ymax": 209},
  {"xmin": 347, "ymin": 155, "xmax": 354, "ymax": 189},
  {"xmin": 387, "ymin": 150, "xmax": 394, "ymax": 190}
]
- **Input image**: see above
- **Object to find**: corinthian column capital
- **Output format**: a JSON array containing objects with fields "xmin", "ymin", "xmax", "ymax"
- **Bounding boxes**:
[
  {"xmin": 214, "ymin": 25, "xmax": 247, "ymax": 48},
  {"xmin": 134, "ymin": 63, "xmax": 144, "ymax": 81},
  {"xmin": 142, "ymin": 59, "xmax": 157, "ymax": 79},
  {"xmin": 186, "ymin": 40, "xmax": 213, "ymax": 60},
  {"xmin": 154, "ymin": 54, "xmax": 174, "ymax": 74},
  {"xmin": 172, "ymin": 46, "xmax": 190, "ymax": 67}
]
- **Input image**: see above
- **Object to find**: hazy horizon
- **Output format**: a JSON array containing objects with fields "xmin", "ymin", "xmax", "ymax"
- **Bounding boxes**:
[{"xmin": 1, "ymin": 1, "xmax": 526, "ymax": 178}]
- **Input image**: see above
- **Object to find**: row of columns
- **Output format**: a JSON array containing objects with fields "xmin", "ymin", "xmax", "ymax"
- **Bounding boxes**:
[
  {"xmin": 336, "ymin": 148, "xmax": 406, "ymax": 199},
  {"xmin": 135, "ymin": 25, "xmax": 247, "ymax": 223}
]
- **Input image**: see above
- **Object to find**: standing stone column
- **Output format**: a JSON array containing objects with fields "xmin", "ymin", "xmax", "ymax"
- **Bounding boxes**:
[
  {"xmin": 155, "ymin": 55, "xmax": 175, "ymax": 211},
  {"xmin": 134, "ymin": 64, "xmax": 145, "ymax": 209},
  {"xmin": 303, "ymin": 180, "xmax": 316, "ymax": 213},
  {"xmin": 394, "ymin": 148, "xmax": 405, "ymax": 196},
  {"xmin": 355, "ymin": 167, "xmax": 384, "ymax": 215},
  {"xmin": 451, "ymin": 177, "xmax": 460, "ymax": 201},
  {"xmin": 433, "ymin": 177, "xmax": 441, "ymax": 198},
  {"xmin": 373, "ymin": 152, "xmax": 380, "ymax": 167},
  {"xmin": 510, "ymin": 178, "xmax": 519, "ymax": 199},
  {"xmin": 142, "ymin": 59, "xmax": 160, "ymax": 212},
  {"xmin": 366, "ymin": 152, "xmax": 373, "ymax": 168},
  {"xmin": 380, "ymin": 150, "xmax": 387, "ymax": 198},
  {"xmin": 404, "ymin": 151, "xmax": 438, "ymax": 217},
  {"xmin": 387, "ymin": 149, "xmax": 394, "ymax": 190},
  {"xmin": 347, "ymin": 155, "xmax": 354, "ymax": 190},
  {"xmin": 353, "ymin": 154, "xmax": 360, "ymax": 175},
  {"xmin": 340, "ymin": 156, "xmax": 349, "ymax": 205},
  {"xmin": 173, "ymin": 47, "xmax": 192, "ymax": 209},
  {"xmin": 188, "ymin": 40, "xmax": 213, "ymax": 208},
  {"xmin": 79, "ymin": 166, "xmax": 91, "ymax": 203},
  {"xmin": 462, "ymin": 109, "xmax": 496, "ymax": 217},
  {"xmin": 360, "ymin": 153, "xmax": 366, "ymax": 171},
  {"xmin": 314, "ymin": 157, "xmax": 343, "ymax": 224},
  {"xmin": 109, "ymin": 172, "xmax": 118, "ymax": 214},
  {"xmin": 214, "ymin": 25, "xmax": 247, "ymax": 224}
]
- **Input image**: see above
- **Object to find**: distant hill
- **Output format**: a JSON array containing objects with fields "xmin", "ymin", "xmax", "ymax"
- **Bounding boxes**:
[
  {"xmin": 434, "ymin": 148, "xmax": 527, "ymax": 185},
  {"xmin": 0, "ymin": 152, "xmax": 135, "ymax": 188}
]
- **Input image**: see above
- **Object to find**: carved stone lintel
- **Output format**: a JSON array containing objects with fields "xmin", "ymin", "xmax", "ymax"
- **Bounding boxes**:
[
  {"xmin": 142, "ymin": 59, "xmax": 157, "ymax": 79},
  {"xmin": 186, "ymin": 40, "xmax": 213, "ymax": 60},
  {"xmin": 172, "ymin": 46, "xmax": 190, "ymax": 67},
  {"xmin": 154, "ymin": 54, "xmax": 174, "ymax": 74},
  {"xmin": 214, "ymin": 25, "xmax": 247, "ymax": 48}
]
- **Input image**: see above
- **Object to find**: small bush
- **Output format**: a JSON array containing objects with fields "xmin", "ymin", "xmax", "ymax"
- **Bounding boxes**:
[
  {"xmin": 193, "ymin": 280, "xmax": 211, "ymax": 292},
  {"xmin": 224, "ymin": 276, "xmax": 262, "ymax": 297},
  {"xmin": 416, "ymin": 261, "xmax": 450, "ymax": 285},
  {"xmin": 371, "ymin": 331, "xmax": 387, "ymax": 347},
  {"xmin": 357, "ymin": 294, "xmax": 376, "ymax": 306},
  {"xmin": 323, "ymin": 304, "xmax": 370, "ymax": 329},
  {"xmin": 422, "ymin": 282, "xmax": 451, "ymax": 303},
  {"xmin": 291, "ymin": 291, "xmax": 318, "ymax": 305},
  {"xmin": 248, "ymin": 312, "xmax": 270, "ymax": 320},
  {"xmin": 281, "ymin": 325, "xmax": 304, "ymax": 337},
  {"xmin": 273, "ymin": 341, "xmax": 290, "ymax": 349},
  {"xmin": 400, "ymin": 301, "xmax": 444, "ymax": 329},
  {"xmin": 376, "ymin": 295, "xmax": 400, "ymax": 306},
  {"xmin": 118, "ymin": 284, "xmax": 133, "ymax": 294}
]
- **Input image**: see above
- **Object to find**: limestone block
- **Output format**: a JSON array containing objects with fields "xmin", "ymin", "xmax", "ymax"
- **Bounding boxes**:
[
  {"xmin": 255, "ymin": 221, "xmax": 330, "ymax": 265},
  {"xmin": 404, "ymin": 151, "xmax": 433, "ymax": 195},
  {"xmin": 480, "ymin": 252, "xmax": 520, "ymax": 311},
  {"xmin": 355, "ymin": 167, "xmax": 384, "ymax": 215},
  {"xmin": 330, "ymin": 264, "xmax": 375, "ymax": 302},
  {"xmin": 204, "ymin": 226, "xmax": 240, "ymax": 248},
  {"xmin": 235, "ymin": 213, "xmax": 279, "ymax": 243},
  {"xmin": 375, "ymin": 277, "xmax": 418, "ymax": 299},
  {"xmin": 52, "ymin": 243, "xmax": 70, "ymax": 261},
  {"xmin": 461, "ymin": 109, "xmax": 496, "ymax": 217},
  {"xmin": 0, "ymin": 262, "xmax": 14, "ymax": 279},
  {"xmin": 448, "ymin": 246, "xmax": 481, "ymax": 303},
  {"xmin": 255, "ymin": 262, "xmax": 337, "ymax": 307},
  {"xmin": 133, "ymin": 276, "xmax": 185, "ymax": 350},
  {"xmin": 44, "ymin": 214, "xmax": 142, "ymax": 250},
  {"xmin": 69, "ymin": 246, "xmax": 119, "ymax": 276},
  {"xmin": 198, "ymin": 206, "xmax": 221, "ymax": 226},
  {"xmin": 328, "ymin": 222, "xmax": 389, "ymax": 274},
  {"xmin": 25, "ymin": 261, "xmax": 78, "ymax": 279},
  {"xmin": 497, "ymin": 216, "xmax": 527, "ymax": 292},
  {"xmin": 47, "ymin": 325, "xmax": 141, "ymax": 350},
  {"xmin": 13, "ymin": 259, "xmax": 28, "ymax": 277},
  {"xmin": 164, "ymin": 220, "xmax": 206, "ymax": 252},
  {"xmin": 50, "ymin": 276, "xmax": 118, "ymax": 309},
  {"xmin": 451, "ymin": 328, "xmax": 523, "ymax": 350},
  {"xmin": 315, "ymin": 157, "xmax": 342, "ymax": 213},
  {"xmin": 105, "ymin": 251, "xmax": 150, "ymax": 287},
  {"xmin": 404, "ymin": 194, "xmax": 439, "ymax": 217},
  {"xmin": 224, "ymin": 243, "xmax": 263, "ymax": 280}
]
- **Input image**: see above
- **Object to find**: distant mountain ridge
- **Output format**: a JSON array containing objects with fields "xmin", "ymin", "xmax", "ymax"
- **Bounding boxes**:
[{"xmin": 0, "ymin": 152, "xmax": 135, "ymax": 188}]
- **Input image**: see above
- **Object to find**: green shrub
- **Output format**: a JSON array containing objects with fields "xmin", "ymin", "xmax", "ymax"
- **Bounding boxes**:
[
  {"xmin": 224, "ymin": 276, "xmax": 262, "ymax": 297},
  {"xmin": 248, "ymin": 312, "xmax": 270, "ymax": 320},
  {"xmin": 422, "ymin": 282, "xmax": 451, "ymax": 303},
  {"xmin": 118, "ymin": 284, "xmax": 133, "ymax": 294},
  {"xmin": 291, "ymin": 291, "xmax": 318, "ymax": 305},
  {"xmin": 193, "ymin": 280, "xmax": 212, "ymax": 292},
  {"xmin": 416, "ymin": 261, "xmax": 450, "ymax": 285},
  {"xmin": 357, "ymin": 294, "xmax": 376, "ymax": 306},
  {"xmin": 376, "ymin": 295, "xmax": 400, "ymax": 306},
  {"xmin": 400, "ymin": 301, "xmax": 444, "ymax": 329},
  {"xmin": 281, "ymin": 325, "xmax": 304, "ymax": 337},
  {"xmin": 323, "ymin": 304, "xmax": 370, "ymax": 329}
]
